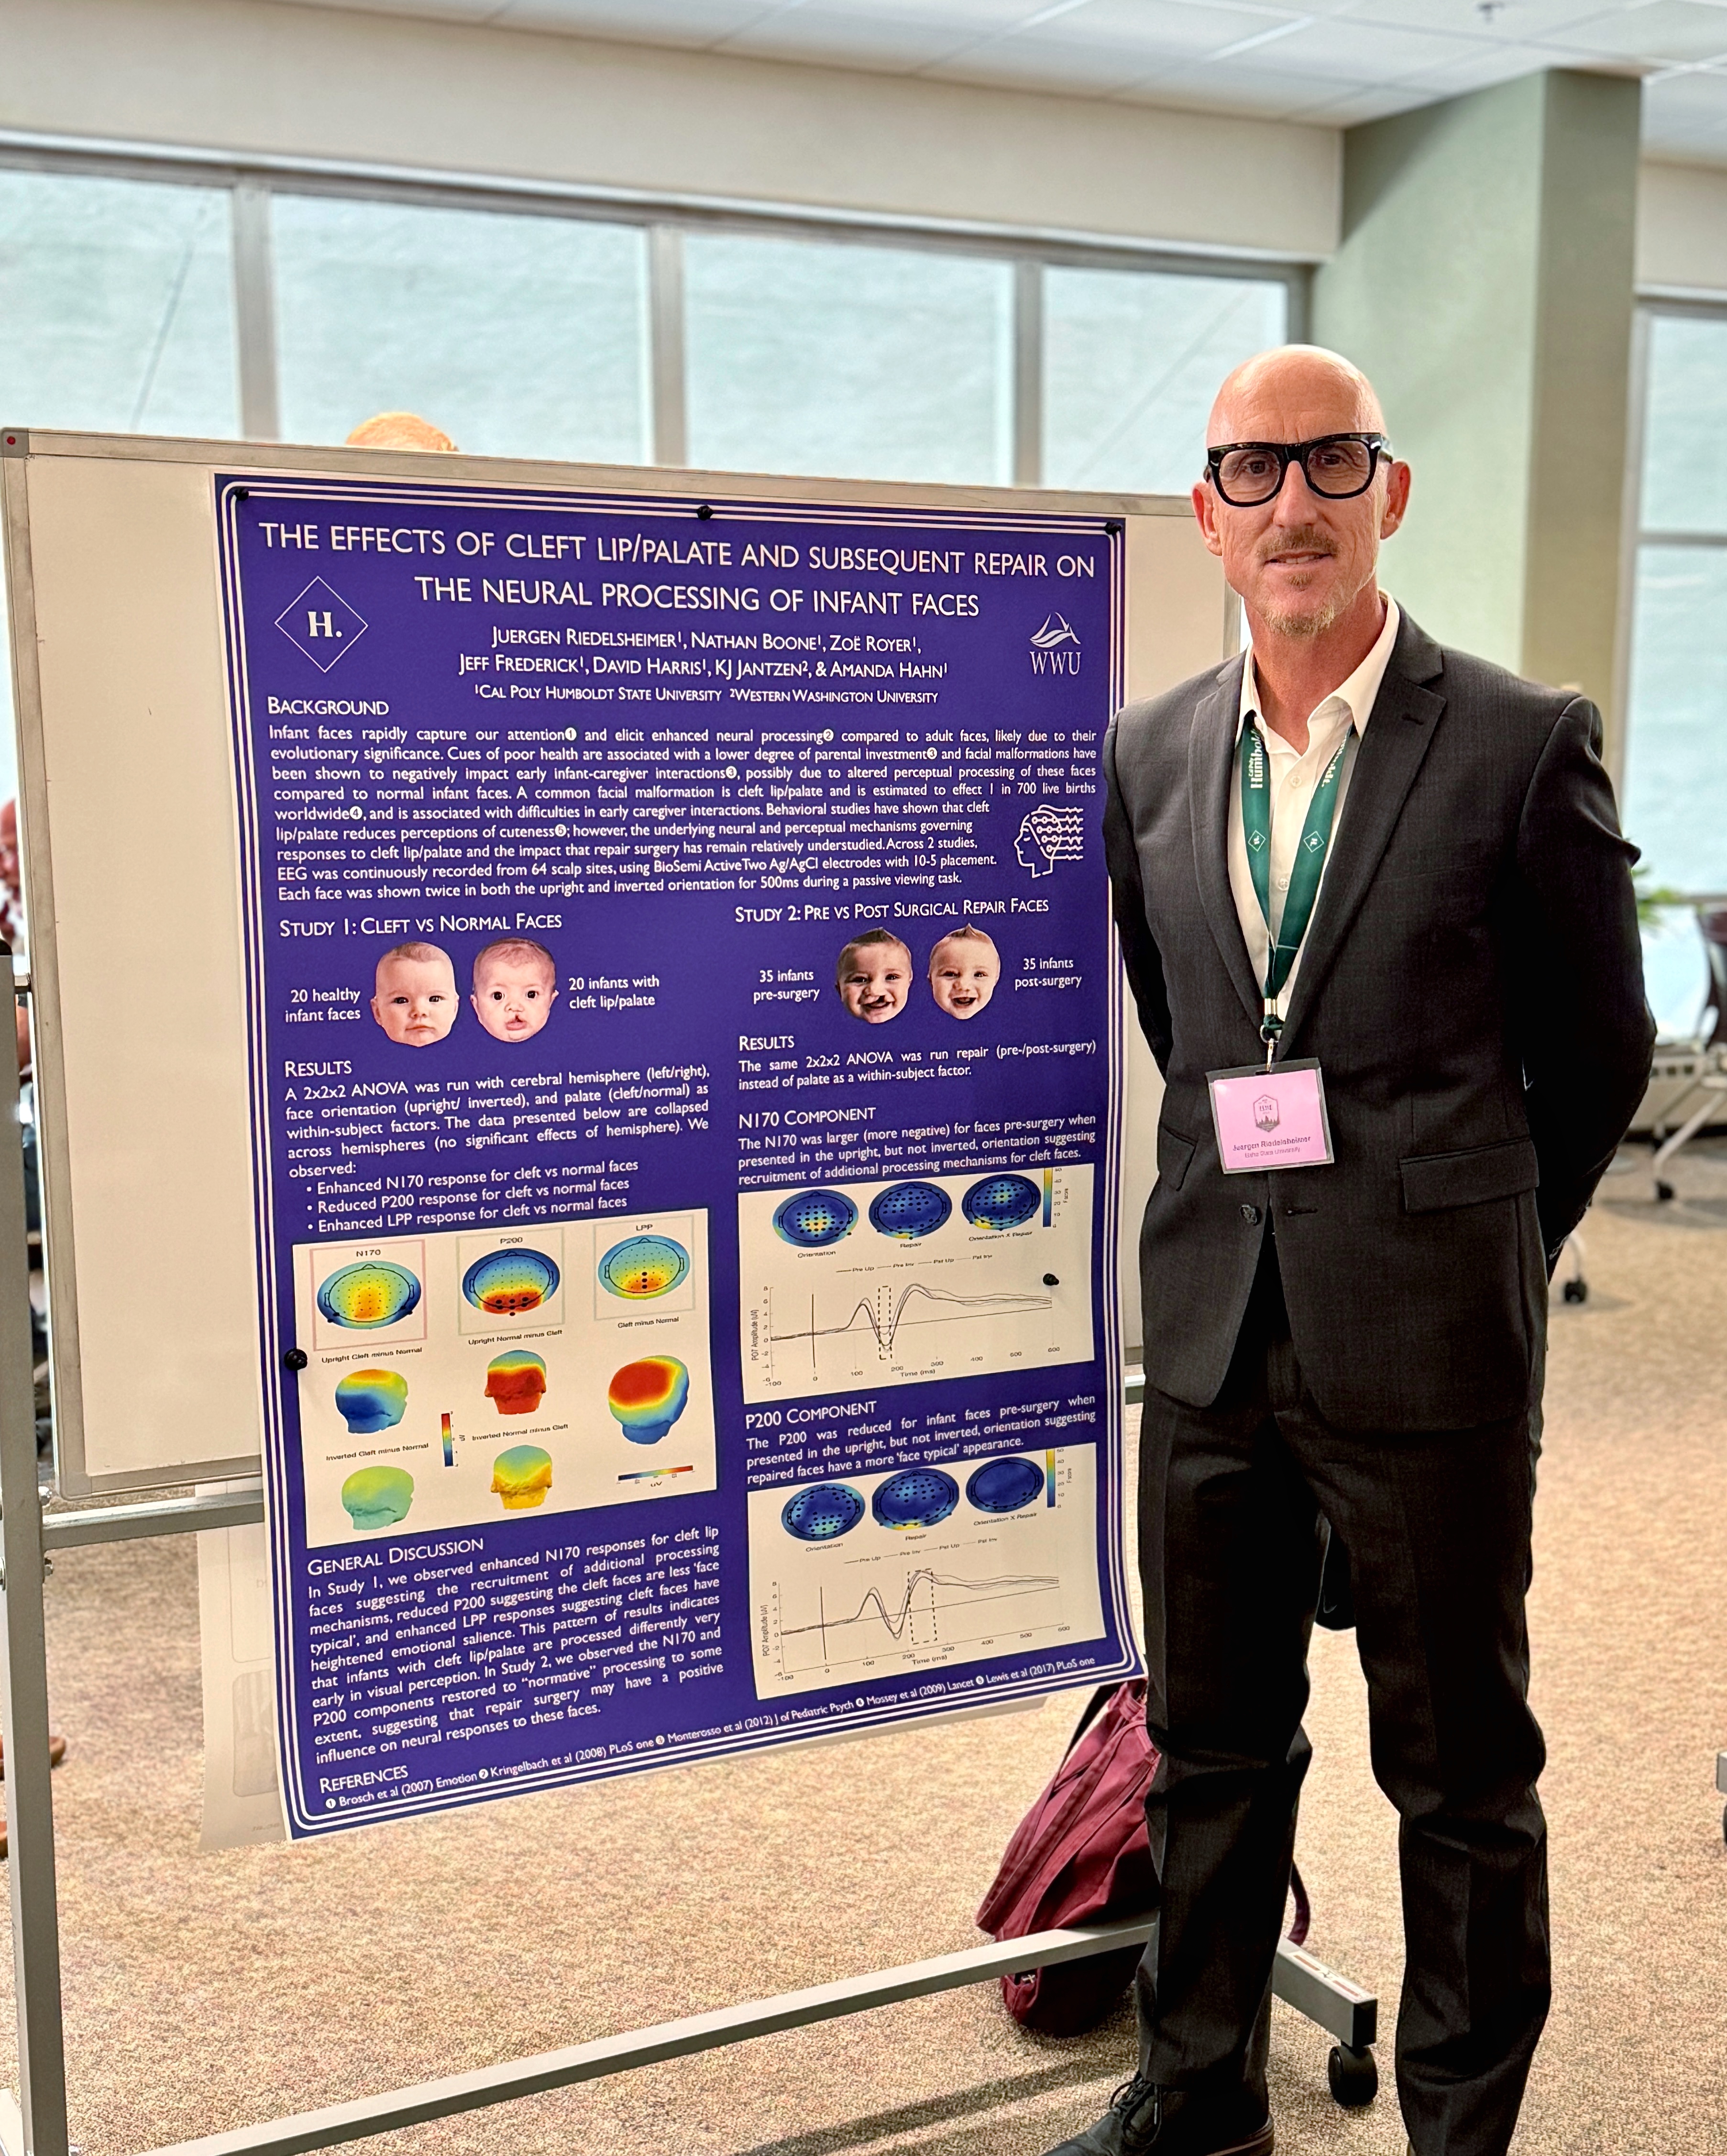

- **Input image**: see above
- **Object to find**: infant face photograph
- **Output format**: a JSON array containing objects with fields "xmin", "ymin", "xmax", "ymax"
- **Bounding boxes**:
[
  {"xmin": 928, "ymin": 925, "xmax": 1000, "ymax": 1018},
  {"xmin": 471, "ymin": 937, "xmax": 558, "ymax": 1044},
  {"xmin": 371, "ymin": 941, "xmax": 459, "ymax": 1047},
  {"xmin": 835, "ymin": 930, "xmax": 913, "ymax": 1024}
]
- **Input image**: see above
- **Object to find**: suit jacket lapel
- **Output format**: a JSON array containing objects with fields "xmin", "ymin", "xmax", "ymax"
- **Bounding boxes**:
[
  {"xmin": 1277, "ymin": 620, "xmax": 1446, "ymax": 1054},
  {"xmin": 1188, "ymin": 655, "xmax": 1264, "ymax": 1032}
]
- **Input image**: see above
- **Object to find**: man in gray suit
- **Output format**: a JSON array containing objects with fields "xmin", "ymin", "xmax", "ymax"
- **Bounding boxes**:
[{"xmin": 1048, "ymin": 347, "xmax": 1651, "ymax": 2156}]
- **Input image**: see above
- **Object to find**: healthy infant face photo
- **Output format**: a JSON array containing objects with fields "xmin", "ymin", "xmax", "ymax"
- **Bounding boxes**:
[
  {"xmin": 836, "ymin": 932, "xmax": 913, "ymax": 1024},
  {"xmin": 471, "ymin": 938, "xmax": 558, "ymax": 1044},
  {"xmin": 928, "ymin": 927, "xmax": 1001, "ymax": 1019},
  {"xmin": 370, "ymin": 942, "xmax": 460, "ymax": 1047}
]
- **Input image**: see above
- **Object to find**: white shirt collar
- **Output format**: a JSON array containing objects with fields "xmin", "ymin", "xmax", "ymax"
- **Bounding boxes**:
[{"xmin": 1234, "ymin": 596, "xmax": 1402, "ymax": 745}]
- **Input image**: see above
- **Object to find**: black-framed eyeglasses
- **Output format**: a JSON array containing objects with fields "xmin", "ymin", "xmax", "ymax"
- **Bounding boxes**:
[{"xmin": 1204, "ymin": 432, "xmax": 1393, "ymax": 507}]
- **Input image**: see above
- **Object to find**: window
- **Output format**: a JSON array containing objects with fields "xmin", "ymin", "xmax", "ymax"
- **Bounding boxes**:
[
  {"xmin": 0, "ymin": 143, "xmax": 1304, "ymax": 861},
  {"xmin": 1623, "ymin": 309, "xmax": 1727, "ymax": 1034},
  {"xmin": 685, "ymin": 232, "xmax": 1013, "ymax": 484},
  {"xmin": 1043, "ymin": 265, "xmax": 1288, "ymax": 495},
  {"xmin": 272, "ymin": 194, "xmax": 649, "ymax": 462},
  {"xmin": 0, "ymin": 168, "xmax": 241, "ymax": 818},
  {"xmin": 0, "ymin": 168, "xmax": 237, "ymax": 435}
]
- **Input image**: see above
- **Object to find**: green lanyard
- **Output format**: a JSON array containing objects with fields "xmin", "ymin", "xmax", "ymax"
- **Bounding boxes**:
[{"xmin": 1240, "ymin": 715, "xmax": 1350, "ymax": 1067}]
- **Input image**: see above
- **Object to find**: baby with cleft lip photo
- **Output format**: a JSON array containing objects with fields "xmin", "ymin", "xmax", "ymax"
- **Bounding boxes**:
[
  {"xmin": 470, "ymin": 936, "xmax": 559, "ymax": 1044},
  {"xmin": 835, "ymin": 929, "xmax": 913, "ymax": 1024}
]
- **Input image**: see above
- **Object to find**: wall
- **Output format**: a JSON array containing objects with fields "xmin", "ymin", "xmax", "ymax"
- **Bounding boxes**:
[
  {"xmin": 1638, "ymin": 161, "xmax": 1727, "ymax": 296},
  {"xmin": 0, "ymin": 0, "xmax": 1340, "ymax": 260},
  {"xmin": 1312, "ymin": 71, "xmax": 1639, "ymax": 742}
]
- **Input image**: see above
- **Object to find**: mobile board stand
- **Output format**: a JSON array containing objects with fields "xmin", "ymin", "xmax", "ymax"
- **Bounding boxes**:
[{"xmin": 0, "ymin": 428, "xmax": 1377, "ymax": 2156}]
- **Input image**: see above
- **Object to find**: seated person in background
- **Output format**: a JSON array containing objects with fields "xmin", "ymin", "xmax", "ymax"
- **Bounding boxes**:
[
  {"xmin": 929, "ymin": 924, "xmax": 1001, "ymax": 1019},
  {"xmin": 344, "ymin": 412, "xmax": 457, "ymax": 452},
  {"xmin": 370, "ymin": 942, "xmax": 459, "ymax": 1047},
  {"xmin": 471, "ymin": 937, "xmax": 558, "ymax": 1045},
  {"xmin": 836, "ymin": 930, "xmax": 912, "ymax": 1025}
]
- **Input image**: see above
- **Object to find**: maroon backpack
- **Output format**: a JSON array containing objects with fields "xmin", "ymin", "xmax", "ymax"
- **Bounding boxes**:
[{"xmin": 978, "ymin": 1682, "xmax": 1309, "ymax": 2036}]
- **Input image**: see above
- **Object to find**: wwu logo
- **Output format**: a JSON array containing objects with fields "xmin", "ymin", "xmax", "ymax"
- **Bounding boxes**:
[{"xmin": 1029, "ymin": 615, "xmax": 1081, "ymax": 676}]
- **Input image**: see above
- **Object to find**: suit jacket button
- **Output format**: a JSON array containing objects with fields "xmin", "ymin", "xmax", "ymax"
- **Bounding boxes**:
[{"xmin": 1240, "ymin": 1202, "xmax": 1262, "ymax": 1224}]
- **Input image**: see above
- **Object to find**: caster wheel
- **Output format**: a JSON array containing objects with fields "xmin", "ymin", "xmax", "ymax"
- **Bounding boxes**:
[
  {"xmin": 1328, "ymin": 2044, "xmax": 1378, "ymax": 2108},
  {"xmin": 1562, "ymin": 1278, "xmax": 1588, "ymax": 1305},
  {"xmin": 1656, "ymin": 1179, "xmax": 1676, "ymax": 1203}
]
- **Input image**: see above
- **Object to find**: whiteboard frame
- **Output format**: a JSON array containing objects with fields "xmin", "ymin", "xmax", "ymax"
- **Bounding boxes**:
[{"xmin": 0, "ymin": 428, "xmax": 1226, "ymax": 1498}]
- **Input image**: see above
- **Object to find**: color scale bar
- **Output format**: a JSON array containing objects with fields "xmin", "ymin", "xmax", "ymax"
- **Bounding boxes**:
[
  {"xmin": 1045, "ymin": 1449, "xmax": 1056, "ymax": 1506},
  {"xmin": 618, "ymin": 1464, "xmax": 695, "ymax": 1483},
  {"xmin": 1042, "ymin": 1168, "xmax": 1054, "ymax": 1225},
  {"xmin": 441, "ymin": 1413, "xmax": 454, "ymax": 1467}
]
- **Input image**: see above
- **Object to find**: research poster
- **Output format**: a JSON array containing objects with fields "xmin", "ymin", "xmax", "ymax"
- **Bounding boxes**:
[{"xmin": 216, "ymin": 473, "xmax": 1140, "ymax": 1837}]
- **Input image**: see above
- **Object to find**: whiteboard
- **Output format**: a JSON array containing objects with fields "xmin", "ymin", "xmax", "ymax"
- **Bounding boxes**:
[{"xmin": 0, "ymin": 431, "xmax": 1225, "ymax": 1495}]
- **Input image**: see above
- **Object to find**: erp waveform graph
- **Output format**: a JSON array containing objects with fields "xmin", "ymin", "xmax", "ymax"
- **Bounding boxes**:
[
  {"xmin": 748, "ymin": 1444, "xmax": 1105, "ymax": 1696},
  {"xmin": 738, "ymin": 1166, "xmax": 1093, "ymax": 1403}
]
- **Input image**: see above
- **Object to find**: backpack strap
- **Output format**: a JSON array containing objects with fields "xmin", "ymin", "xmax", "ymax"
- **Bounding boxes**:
[
  {"xmin": 1286, "ymin": 1862, "xmax": 1311, "ymax": 1947},
  {"xmin": 1066, "ymin": 1680, "xmax": 1127, "ymax": 1757}
]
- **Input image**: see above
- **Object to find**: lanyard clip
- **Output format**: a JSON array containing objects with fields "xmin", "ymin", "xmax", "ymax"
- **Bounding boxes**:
[{"xmin": 1259, "ymin": 1003, "xmax": 1282, "ymax": 1072}]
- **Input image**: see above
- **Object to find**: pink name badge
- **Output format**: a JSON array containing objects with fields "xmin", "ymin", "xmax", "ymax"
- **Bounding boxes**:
[{"xmin": 1207, "ymin": 1059, "xmax": 1335, "ymax": 1175}]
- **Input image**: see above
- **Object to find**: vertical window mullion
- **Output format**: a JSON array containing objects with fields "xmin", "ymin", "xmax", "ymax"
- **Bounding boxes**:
[
  {"xmin": 649, "ymin": 224, "xmax": 687, "ymax": 468},
  {"xmin": 1012, "ymin": 257, "xmax": 1044, "ymax": 489},
  {"xmin": 231, "ymin": 180, "xmax": 280, "ymax": 442}
]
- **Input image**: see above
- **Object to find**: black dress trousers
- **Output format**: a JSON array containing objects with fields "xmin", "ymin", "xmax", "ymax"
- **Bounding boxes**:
[{"xmin": 1133, "ymin": 1232, "xmax": 1550, "ymax": 2156}]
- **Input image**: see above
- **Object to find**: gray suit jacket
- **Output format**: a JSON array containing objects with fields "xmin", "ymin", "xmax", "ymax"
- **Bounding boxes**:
[{"xmin": 1105, "ymin": 611, "xmax": 1653, "ymax": 1432}]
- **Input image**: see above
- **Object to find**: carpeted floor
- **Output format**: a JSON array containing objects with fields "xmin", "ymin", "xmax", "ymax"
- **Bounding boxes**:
[{"xmin": 1, "ymin": 1140, "xmax": 1724, "ymax": 2156}]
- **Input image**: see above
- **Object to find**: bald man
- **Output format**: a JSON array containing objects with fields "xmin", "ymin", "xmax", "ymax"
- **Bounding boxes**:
[{"xmin": 1050, "ymin": 350, "xmax": 1651, "ymax": 2156}]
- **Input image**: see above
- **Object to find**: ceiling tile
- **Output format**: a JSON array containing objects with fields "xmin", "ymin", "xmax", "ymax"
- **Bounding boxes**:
[
  {"xmin": 930, "ymin": 0, "xmax": 1301, "ymax": 71},
  {"xmin": 720, "ymin": 9, "xmax": 990, "ymax": 68},
  {"xmin": 495, "ymin": 0, "xmax": 761, "ymax": 38},
  {"xmin": 1375, "ymin": 33, "xmax": 1591, "ymax": 93},
  {"xmin": 1119, "ymin": 53, "xmax": 1383, "ymax": 117},
  {"xmin": 264, "ymin": 0, "xmax": 1727, "ymax": 166},
  {"xmin": 1535, "ymin": 0, "xmax": 1727, "ymax": 66},
  {"xmin": 1187, "ymin": 14, "xmax": 1485, "ymax": 77},
  {"xmin": 924, "ymin": 40, "xmax": 1199, "ymax": 92},
  {"xmin": 1322, "ymin": 0, "xmax": 1617, "ymax": 37},
  {"xmin": 1641, "ymin": 60, "xmax": 1727, "ymax": 152},
  {"xmin": 283, "ymin": 0, "xmax": 508, "ymax": 19},
  {"xmin": 1278, "ymin": 80, "xmax": 1448, "ymax": 122}
]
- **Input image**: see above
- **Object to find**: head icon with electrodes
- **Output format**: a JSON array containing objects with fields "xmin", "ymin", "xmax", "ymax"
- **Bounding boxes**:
[
  {"xmin": 462, "ymin": 1247, "xmax": 560, "ymax": 1317},
  {"xmin": 316, "ymin": 1258, "xmax": 422, "ymax": 1331},
  {"xmin": 1014, "ymin": 803, "xmax": 1085, "ymax": 879}
]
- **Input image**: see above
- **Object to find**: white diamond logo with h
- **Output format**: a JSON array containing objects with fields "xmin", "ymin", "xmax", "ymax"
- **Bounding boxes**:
[{"xmin": 275, "ymin": 578, "xmax": 369, "ymax": 672}]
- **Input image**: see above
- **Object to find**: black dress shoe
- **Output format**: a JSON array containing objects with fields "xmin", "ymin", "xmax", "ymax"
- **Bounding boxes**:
[{"xmin": 1043, "ymin": 2076, "xmax": 1273, "ymax": 2156}]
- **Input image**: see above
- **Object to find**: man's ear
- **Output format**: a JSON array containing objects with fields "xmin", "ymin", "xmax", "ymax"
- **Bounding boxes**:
[
  {"xmin": 1379, "ymin": 459, "xmax": 1411, "ymax": 539},
  {"xmin": 1191, "ymin": 479, "xmax": 1224, "ymax": 559}
]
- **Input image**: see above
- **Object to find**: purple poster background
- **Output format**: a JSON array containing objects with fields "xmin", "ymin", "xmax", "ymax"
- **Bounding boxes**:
[{"xmin": 215, "ymin": 473, "xmax": 1138, "ymax": 1837}]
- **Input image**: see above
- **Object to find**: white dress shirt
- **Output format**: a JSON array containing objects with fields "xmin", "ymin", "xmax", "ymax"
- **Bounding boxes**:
[{"xmin": 1227, "ymin": 598, "xmax": 1401, "ymax": 1018}]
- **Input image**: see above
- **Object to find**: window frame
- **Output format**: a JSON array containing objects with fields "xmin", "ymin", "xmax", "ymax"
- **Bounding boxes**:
[
  {"xmin": 1620, "ymin": 294, "xmax": 1727, "ymax": 903},
  {"xmin": 0, "ymin": 125, "xmax": 1309, "ymax": 479}
]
